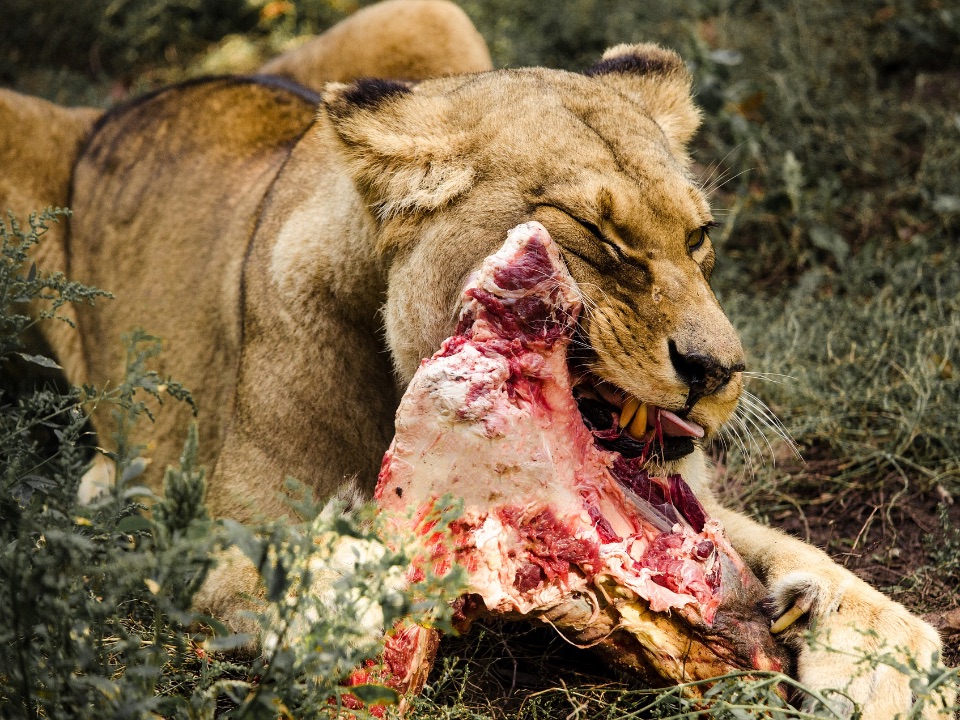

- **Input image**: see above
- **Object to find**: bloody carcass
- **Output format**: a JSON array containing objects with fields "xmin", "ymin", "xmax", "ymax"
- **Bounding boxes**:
[{"xmin": 373, "ymin": 222, "xmax": 788, "ymax": 700}]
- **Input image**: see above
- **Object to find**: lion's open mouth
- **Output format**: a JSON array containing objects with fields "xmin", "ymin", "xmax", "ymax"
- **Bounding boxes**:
[{"xmin": 571, "ymin": 372, "xmax": 705, "ymax": 463}]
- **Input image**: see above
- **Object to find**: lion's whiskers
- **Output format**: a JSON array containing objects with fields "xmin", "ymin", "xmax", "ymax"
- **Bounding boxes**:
[
  {"xmin": 731, "ymin": 407, "xmax": 767, "ymax": 466},
  {"xmin": 716, "ymin": 381, "xmax": 801, "ymax": 475},
  {"xmin": 736, "ymin": 396, "xmax": 778, "ymax": 459},
  {"xmin": 703, "ymin": 168, "xmax": 752, "ymax": 198},
  {"xmin": 696, "ymin": 143, "xmax": 748, "ymax": 198},
  {"xmin": 743, "ymin": 370, "xmax": 795, "ymax": 385},
  {"xmin": 718, "ymin": 413, "xmax": 755, "ymax": 473},
  {"xmin": 741, "ymin": 390, "xmax": 801, "ymax": 458}
]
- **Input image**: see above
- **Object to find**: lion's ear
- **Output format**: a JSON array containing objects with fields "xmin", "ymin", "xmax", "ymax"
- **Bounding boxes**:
[
  {"xmin": 323, "ymin": 78, "xmax": 474, "ymax": 219},
  {"xmin": 585, "ymin": 43, "xmax": 701, "ymax": 159}
]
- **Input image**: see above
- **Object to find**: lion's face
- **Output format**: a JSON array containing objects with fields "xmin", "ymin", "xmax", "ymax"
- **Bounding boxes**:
[{"xmin": 325, "ymin": 44, "xmax": 744, "ymax": 449}]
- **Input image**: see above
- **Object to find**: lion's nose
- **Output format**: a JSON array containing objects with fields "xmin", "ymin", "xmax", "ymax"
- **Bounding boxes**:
[{"xmin": 668, "ymin": 339, "xmax": 744, "ymax": 398}]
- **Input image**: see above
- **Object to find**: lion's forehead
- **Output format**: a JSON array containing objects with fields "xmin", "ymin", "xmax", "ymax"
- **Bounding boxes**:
[
  {"xmin": 430, "ymin": 75, "xmax": 708, "ymax": 230},
  {"xmin": 429, "ymin": 71, "xmax": 670, "ymax": 157}
]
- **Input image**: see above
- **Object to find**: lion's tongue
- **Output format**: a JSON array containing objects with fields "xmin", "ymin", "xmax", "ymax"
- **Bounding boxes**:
[{"xmin": 656, "ymin": 407, "xmax": 705, "ymax": 439}]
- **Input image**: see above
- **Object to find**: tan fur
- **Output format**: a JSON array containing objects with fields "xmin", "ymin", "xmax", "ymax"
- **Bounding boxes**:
[
  {"xmin": 4, "ymin": 5, "xmax": 949, "ymax": 715},
  {"xmin": 0, "ymin": 90, "xmax": 101, "ymax": 386},
  {"xmin": 259, "ymin": 0, "xmax": 492, "ymax": 89},
  {"xmin": 592, "ymin": 44, "xmax": 702, "ymax": 162},
  {"xmin": 66, "ymin": 76, "xmax": 320, "ymax": 495}
]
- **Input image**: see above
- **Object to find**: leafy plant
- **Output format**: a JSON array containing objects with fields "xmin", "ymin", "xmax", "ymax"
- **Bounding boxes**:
[
  {"xmin": 209, "ymin": 490, "xmax": 466, "ymax": 718},
  {"xmin": 0, "ymin": 210, "xmax": 466, "ymax": 718},
  {"xmin": 0, "ymin": 209, "xmax": 218, "ymax": 718}
]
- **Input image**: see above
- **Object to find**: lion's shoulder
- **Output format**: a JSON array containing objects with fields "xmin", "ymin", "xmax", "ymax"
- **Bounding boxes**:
[
  {"xmin": 66, "ymin": 75, "xmax": 323, "ymax": 418},
  {"xmin": 71, "ymin": 74, "xmax": 321, "ymax": 261}
]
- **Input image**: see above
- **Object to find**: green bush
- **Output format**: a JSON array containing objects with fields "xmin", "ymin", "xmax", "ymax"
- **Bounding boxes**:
[
  {"xmin": 2, "ymin": 0, "xmax": 390, "ymax": 81},
  {"xmin": 0, "ymin": 211, "xmax": 465, "ymax": 718},
  {"xmin": 0, "ymin": 210, "xmax": 220, "ymax": 717}
]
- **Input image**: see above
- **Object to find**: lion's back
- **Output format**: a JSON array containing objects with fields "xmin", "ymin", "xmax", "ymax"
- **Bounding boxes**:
[{"xmin": 69, "ymin": 75, "xmax": 320, "ymax": 477}]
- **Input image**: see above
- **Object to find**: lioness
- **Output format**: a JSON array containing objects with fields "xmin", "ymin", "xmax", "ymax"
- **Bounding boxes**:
[{"xmin": 0, "ymin": 5, "xmax": 948, "ymax": 717}]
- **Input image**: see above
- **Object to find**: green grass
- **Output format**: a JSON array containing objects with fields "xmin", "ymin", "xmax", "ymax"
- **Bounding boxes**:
[{"xmin": 717, "ymin": 238, "xmax": 960, "ymax": 507}]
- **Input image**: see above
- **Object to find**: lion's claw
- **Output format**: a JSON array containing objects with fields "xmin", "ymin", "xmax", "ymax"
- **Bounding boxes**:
[{"xmin": 770, "ymin": 602, "xmax": 808, "ymax": 634}]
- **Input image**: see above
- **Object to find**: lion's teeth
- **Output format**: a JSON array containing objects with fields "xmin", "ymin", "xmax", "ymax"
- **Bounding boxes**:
[
  {"xmin": 619, "ymin": 396, "xmax": 641, "ymax": 429},
  {"xmin": 626, "ymin": 402, "xmax": 649, "ymax": 440}
]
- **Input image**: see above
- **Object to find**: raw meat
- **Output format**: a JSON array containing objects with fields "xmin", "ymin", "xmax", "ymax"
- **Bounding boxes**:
[{"xmin": 374, "ymin": 222, "xmax": 788, "ymax": 698}]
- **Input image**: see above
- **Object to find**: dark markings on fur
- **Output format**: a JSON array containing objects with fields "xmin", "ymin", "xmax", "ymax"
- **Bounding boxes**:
[
  {"xmin": 610, "ymin": 324, "xmax": 639, "ymax": 365},
  {"xmin": 584, "ymin": 53, "xmax": 678, "ymax": 78},
  {"xmin": 328, "ymin": 78, "xmax": 413, "ymax": 115},
  {"xmin": 555, "ymin": 242, "xmax": 600, "ymax": 273},
  {"xmin": 563, "ymin": 106, "xmax": 652, "ymax": 192},
  {"xmin": 613, "ymin": 253, "xmax": 652, "ymax": 288},
  {"xmin": 247, "ymin": 74, "xmax": 322, "ymax": 104},
  {"xmin": 88, "ymin": 75, "xmax": 319, "ymax": 141}
]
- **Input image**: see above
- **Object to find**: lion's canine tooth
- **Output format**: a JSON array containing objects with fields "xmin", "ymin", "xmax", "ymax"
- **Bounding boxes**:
[
  {"xmin": 619, "ymin": 396, "xmax": 641, "ymax": 429},
  {"xmin": 770, "ymin": 603, "xmax": 807, "ymax": 634},
  {"xmin": 626, "ymin": 402, "xmax": 649, "ymax": 440}
]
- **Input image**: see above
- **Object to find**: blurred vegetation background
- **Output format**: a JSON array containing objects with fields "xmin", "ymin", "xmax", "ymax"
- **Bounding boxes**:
[
  {"xmin": 3, "ymin": 0, "xmax": 958, "ymax": 286},
  {"xmin": 2, "ymin": 0, "xmax": 959, "ymax": 715}
]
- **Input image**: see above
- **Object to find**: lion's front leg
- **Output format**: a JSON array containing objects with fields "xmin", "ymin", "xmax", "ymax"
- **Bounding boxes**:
[{"xmin": 710, "ymin": 504, "xmax": 954, "ymax": 719}]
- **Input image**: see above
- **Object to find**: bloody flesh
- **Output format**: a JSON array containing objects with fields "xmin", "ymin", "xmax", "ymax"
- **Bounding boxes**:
[{"xmin": 375, "ymin": 222, "xmax": 788, "ymax": 693}]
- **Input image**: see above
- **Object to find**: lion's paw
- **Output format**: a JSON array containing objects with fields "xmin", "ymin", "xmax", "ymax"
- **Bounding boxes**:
[
  {"xmin": 77, "ymin": 452, "xmax": 116, "ymax": 504},
  {"xmin": 768, "ymin": 571, "xmax": 954, "ymax": 719}
]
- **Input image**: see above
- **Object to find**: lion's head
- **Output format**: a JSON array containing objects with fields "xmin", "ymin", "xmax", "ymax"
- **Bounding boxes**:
[{"xmin": 324, "ymin": 43, "xmax": 743, "ymax": 462}]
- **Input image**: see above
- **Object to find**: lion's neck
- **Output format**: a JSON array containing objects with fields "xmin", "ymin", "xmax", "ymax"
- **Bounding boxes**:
[{"xmin": 256, "ymin": 121, "xmax": 388, "ymax": 329}]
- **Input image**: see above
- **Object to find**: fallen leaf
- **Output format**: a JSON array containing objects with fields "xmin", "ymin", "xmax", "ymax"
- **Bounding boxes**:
[{"xmin": 923, "ymin": 608, "xmax": 960, "ymax": 633}]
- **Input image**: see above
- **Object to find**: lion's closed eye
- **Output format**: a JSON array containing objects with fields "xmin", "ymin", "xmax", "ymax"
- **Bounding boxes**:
[{"xmin": 572, "ymin": 216, "xmax": 631, "ymax": 264}]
